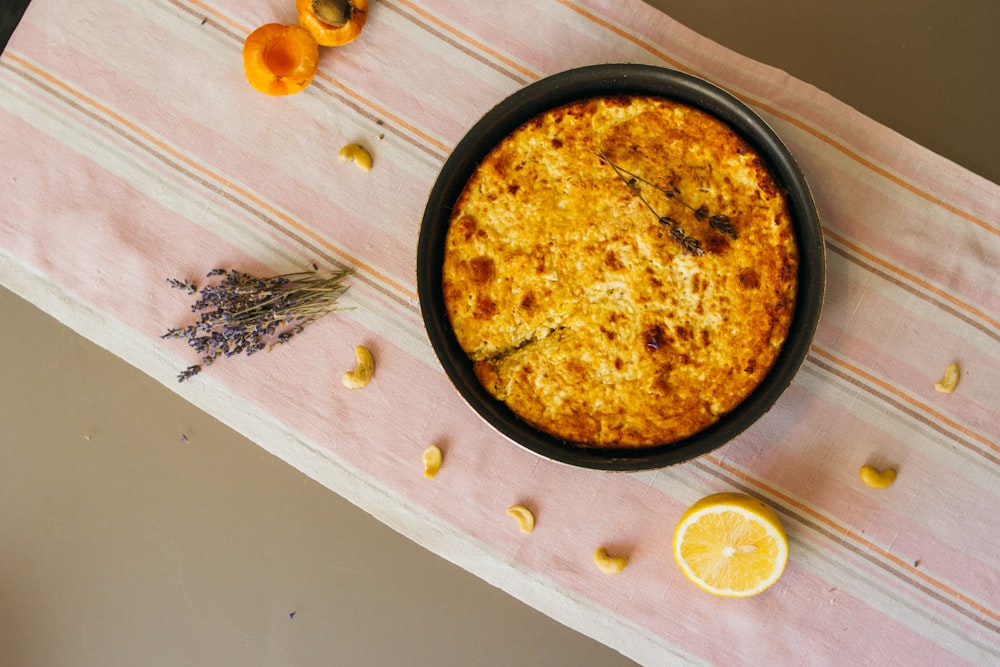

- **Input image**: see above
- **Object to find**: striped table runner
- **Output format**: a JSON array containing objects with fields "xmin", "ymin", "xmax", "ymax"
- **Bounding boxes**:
[{"xmin": 2, "ymin": 1, "xmax": 998, "ymax": 664}]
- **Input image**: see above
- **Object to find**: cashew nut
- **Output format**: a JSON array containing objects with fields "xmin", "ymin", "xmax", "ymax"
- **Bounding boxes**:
[
  {"xmin": 506, "ymin": 504, "xmax": 535, "ymax": 533},
  {"xmin": 338, "ymin": 143, "xmax": 373, "ymax": 172},
  {"xmin": 934, "ymin": 362, "xmax": 960, "ymax": 394},
  {"xmin": 422, "ymin": 444, "xmax": 443, "ymax": 479},
  {"xmin": 342, "ymin": 345, "xmax": 374, "ymax": 388},
  {"xmin": 859, "ymin": 464, "xmax": 896, "ymax": 489},
  {"xmin": 593, "ymin": 547, "xmax": 629, "ymax": 575}
]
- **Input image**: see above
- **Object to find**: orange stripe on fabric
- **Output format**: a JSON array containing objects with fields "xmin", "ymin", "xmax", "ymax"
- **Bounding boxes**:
[
  {"xmin": 753, "ymin": 100, "xmax": 1000, "ymax": 238},
  {"xmin": 181, "ymin": 0, "xmax": 452, "ymax": 157},
  {"xmin": 392, "ymin": 0, "xmax": 540, "ymax": 81},
  {"xmin": 7, "ymin": 54, "xmax": 418, "ymax": 303},
  {"xmin": 810, "ymin": 345, "xmax": 1000, "ymax": 456},
  {"xmin": 703, "ymin": 453, "xmax": 1000, "ymax": 625},
  {"xmin": 558, "ymin": 0, "xmax": 999, "ymax": 239},
  {"xmin": 824, "ymin": 228, "xmax": 1000, "ymax": 332},
  {"xmin": 312, "ymin": 69, "xmax": 452, "ymax": 156},
  {"xmin": 554, "ymin": 0, "xmax": 691, "ymax": 73}
]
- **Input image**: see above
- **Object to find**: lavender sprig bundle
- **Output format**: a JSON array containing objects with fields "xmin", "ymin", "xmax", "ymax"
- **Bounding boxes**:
[
  {"xmin": 596, "ymin": 150, "xmax": 738, "ymax": 255},
  {"xmin": 162, "ymin": 267, "xmax": 352, "ymax": 382}
]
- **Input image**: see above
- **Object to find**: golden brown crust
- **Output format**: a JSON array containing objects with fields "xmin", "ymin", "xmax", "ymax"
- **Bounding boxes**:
[{"xmin": 442, "ymin": 96, "xmax": 798, "ymax": 447}]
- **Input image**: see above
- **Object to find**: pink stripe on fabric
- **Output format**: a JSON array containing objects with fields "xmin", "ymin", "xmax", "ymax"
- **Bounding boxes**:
[
  {"xmin": 387, "ymin": 0, "xmax": 604, "ymax": 78},
  {"xmin": 716, "ymin": 383, "xmax": 1000, "ymax": 609},
  {"xmin": 382, "ymin": 0, "xmax": 538, "ymax": 82},
  {"xmin": 2, "ymin": 59, "xmax": 430, "ymax": 298},
  {"xmin": 0, "ymin": 115, "xmax": 283, "ymax": 337},
  {"xmin": 6, "ymin": 32, "xmax": 433, "ymax": 294},
  {"xmin": 823, "ymin": 234, "xmax": 1000, "ymax": 340},
  {"xmin": 700, "ymin": 456, "xmax": 1000, "ymax": 644},
  {"xmin": 796, "ymin": 144, "xmax": 1000, "ymax": 316},
  {"xmin": 190, "ymin": 0, "xmax": 523, "ymax": 146},
  {"xmin": 309, "ymin": 19, "xmax": 520, "ymax": 146},
  {"xmin": 773, "ymin": 111, "xmax": 999, "ymax": 236},
  {"xmin": 814, "ymin": 268, "xmax": 1000, "ymax": 437}
]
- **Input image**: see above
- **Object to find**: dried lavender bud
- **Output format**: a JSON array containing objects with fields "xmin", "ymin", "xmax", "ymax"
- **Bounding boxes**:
[
  {"xmin": 599, "ymin": 149, "xmax": 718, "ymax": 256},
  {"xmin": 709, "ymin": 214, "xmax": 737, "ymax": 239},
  {"xmin": 164, "ymin": 267, "xmax": 353, "ymax": 382},
  {"xmin": 646, "ymin": 324, "xmax": 666, "ymax": 351},
  {"xmin": 683, "ymin": 237, "xmax": 705, "ymax": 256},
  {"xmin": 595, "ymin": 149, "xmax": 738, "ymax": 248},
  {"xmin": 166, "ymin": 278, "xmax": 197, "ymax": 294}
]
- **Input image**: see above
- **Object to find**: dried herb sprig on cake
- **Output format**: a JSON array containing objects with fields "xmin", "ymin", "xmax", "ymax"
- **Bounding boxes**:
[
  {"xmin": 596, "ymin": 150, "xmax": 737, "ymax": 255},
  {"xmin": 162, "ymin": 267, "xmax": 352, "ymax": 382}
]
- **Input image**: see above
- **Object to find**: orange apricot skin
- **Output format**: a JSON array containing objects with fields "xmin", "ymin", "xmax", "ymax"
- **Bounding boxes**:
[
  {"xmin": 296, "ymin": 0, "xmax": 369, "ymax": 47},
  {"xmin": 242, "ymin": 23, "xmax": 319, "ymax": 96}
]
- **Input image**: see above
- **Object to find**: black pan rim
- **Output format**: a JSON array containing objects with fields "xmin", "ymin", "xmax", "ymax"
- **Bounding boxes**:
[{"xmin": 416, "ymin": 63, "xmax": 826, "ymax": 472}]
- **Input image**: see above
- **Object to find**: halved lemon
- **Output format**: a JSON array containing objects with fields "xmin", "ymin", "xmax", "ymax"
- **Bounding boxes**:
[{"xmin": 673, "ymin": 492, "xmax": 788, "ymax": 598}]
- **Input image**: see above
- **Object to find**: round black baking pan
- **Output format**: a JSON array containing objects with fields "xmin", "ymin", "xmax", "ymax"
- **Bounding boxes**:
[{"xmin": 417, "ymin": 63, "xmax": 825, "ymax": 471}]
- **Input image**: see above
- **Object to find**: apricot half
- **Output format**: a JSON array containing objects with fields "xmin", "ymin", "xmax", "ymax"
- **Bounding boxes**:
[
  {"xmin": 243, "ymin": 23, "xmax": 319, "ymax": 96},
  {"xmin": 297, "ymin": 0, "xmax": 368, "ymax": 47}
]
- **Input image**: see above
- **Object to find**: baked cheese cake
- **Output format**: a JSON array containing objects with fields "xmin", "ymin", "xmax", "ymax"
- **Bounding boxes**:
[{"xmin": 442, "ymin": 95, "xmax": 798, "ymax": 447}]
